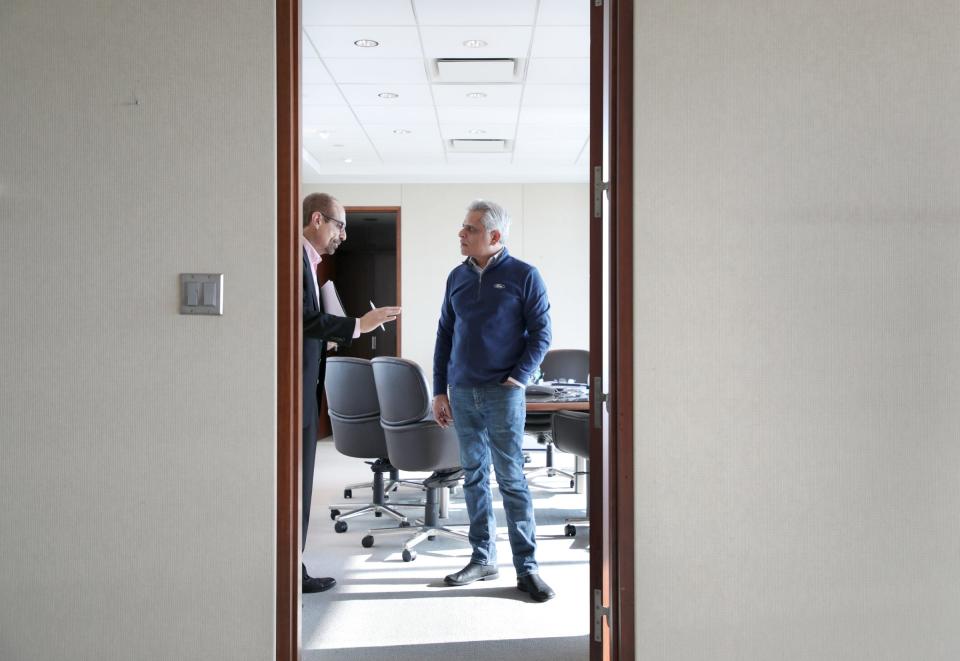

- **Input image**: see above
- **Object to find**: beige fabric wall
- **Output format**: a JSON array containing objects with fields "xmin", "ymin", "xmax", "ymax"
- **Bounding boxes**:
[
  {"xmin": 304, "ymin": 183, "xmax": 590, "ymax": 375},
  {"xmin": 0, "ymin": 2, "xmax": 277, "ymax": 660},
  {"xmin": 634, "ymin": 1, "xmax": 960, "ymax": 659}
]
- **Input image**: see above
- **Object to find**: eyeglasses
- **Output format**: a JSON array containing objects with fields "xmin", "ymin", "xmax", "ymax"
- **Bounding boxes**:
[{"xmin": 318, "ymin": 212, "xmax": 346, "ymax": 232}]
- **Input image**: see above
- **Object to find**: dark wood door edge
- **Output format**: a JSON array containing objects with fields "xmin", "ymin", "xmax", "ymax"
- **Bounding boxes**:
[
  {"xmin": 276, "ymin": 0, "xmax": 300, "ymax": 659},
  {"xmin": 587, "ymin": 0, "xmax": 606, "ymax": 658},
  {"xmin": 611, "ymin": 0, "xmax": 636, "ymax": 658}
]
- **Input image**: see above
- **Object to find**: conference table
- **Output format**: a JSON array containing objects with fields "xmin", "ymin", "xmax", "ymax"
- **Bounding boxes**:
[{"xmin": 525, "ymin": 387, "xmax": 590, "ymax": 493}]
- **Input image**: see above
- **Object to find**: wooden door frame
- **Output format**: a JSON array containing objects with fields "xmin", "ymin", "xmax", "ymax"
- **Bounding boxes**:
[
  {"xmin": 589, "ymin": 0, "xmax": 635, "ymax": 659},
  {"xmin": 276, "ymin": 0, "xmax": 300, "ymax": 659},
  {"xmin": 276, "ymin": 0, "xmax": 635, "ymax": 659}
]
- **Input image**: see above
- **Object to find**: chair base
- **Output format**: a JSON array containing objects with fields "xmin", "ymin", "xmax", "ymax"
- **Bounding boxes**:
[
  {"xmin": 363, "ymin": 522, "xmax": 470, "ymax": 562},
  {"xmin": 360, "ymin": 474, "xmax": 469, "ymax": 561}
]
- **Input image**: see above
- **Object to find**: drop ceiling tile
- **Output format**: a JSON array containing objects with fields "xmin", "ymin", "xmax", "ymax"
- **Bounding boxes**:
[
  {"xmin": 414, "ymin": 0, "xmax": 537, "ymax": 26},
  {"xmin": 364, "ymin": 123, "xmax": 443, "ymax": 142},
  {"xmin": 446, "ymin": 152, "xmax": 514, "ymax": 164},
  {"xmin": 304, "ymin": 26, "xmax": 422, "ymax": 58},
  {"xmin": 531, "ymin": 26, "xmax": 589, "ymax": 58},
  {"xmin": 436, "ymin": 105, "xmax": 520, "ymax": 124},
  {"xmin": 339, "ymin": 84, "xmax": 434, "ymax": 107},
  {"xmin": 432, "ymin": 84, "xmax": 523, "ymax": 107},
  {"xmin": 515, "ymin": 123, "xmax": 587, "ymax": 142},
  {"xmin": 304, "ymin": 144, "xmax": 380, "ymax": 166},
  {"xmin": 303, "ymin": 129, "xmax": 369, "ymax": 152},
  {"xmin": 302, "ymin": 104, "xmax": 360, "ymax": 128},
  {"xmin": 303, "ymin": 0, "xmax": 417, "ymax": 26},
  {"xmin": 419, "ymin": 26, "xmax": 533, "ymax": 59},
  {"xmin": 302, "ymin": 84, "xmax": 347, "ymax": 106},
  {"xmin": 513, "ymin": 137, "xmax": 586, "ymax": 162},
  {"xmin": 352, "ymin": 105, "xmax": 439, "ymax": 126},
  {"xmin": 303, "ymin": 30, "xmax": 321, "ymax": 58},
  {"xmin": 525, "ymin": 58, "xmax": 589, "ymax": 84},
  {"xmin": 439, "ymin": 122, "xmax": 516, "ymax": 140},
  {"xmin": 303, "ymin": 58, "xmax": 334, "ymax": 84},
  {"xmin": 522, "ymin": 84, "xmax": 589, "ymax": 107},
  {"xmin": 536, "ymin": 0, "xmax": 590, "ymax": 26},
  {"xmin": 518, "ymin": 105, "xmax": 589, "ymax": 126},
  {"xmin": 324, "ymin": 58, "xmax": 429, "ymax": 84}
]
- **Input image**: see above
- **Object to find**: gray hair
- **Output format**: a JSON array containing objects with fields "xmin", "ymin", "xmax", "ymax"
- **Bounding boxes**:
[{"xmin": 467, "ymin": 199, "xmax": 511, "ymax": 242}]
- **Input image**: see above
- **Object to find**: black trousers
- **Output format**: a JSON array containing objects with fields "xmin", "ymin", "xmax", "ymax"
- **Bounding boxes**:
[{"xmin": 302, "ymin": 419, "xmax": 317, "ymax": 550}]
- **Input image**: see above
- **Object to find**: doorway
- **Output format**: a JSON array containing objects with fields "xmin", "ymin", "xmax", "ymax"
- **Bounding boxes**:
[{"xmin": 276, "ymin": 1, "xmax": 635, "ymax": 660}]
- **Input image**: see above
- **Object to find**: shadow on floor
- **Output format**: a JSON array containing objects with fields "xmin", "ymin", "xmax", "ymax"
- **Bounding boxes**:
[{"xmin": 304, "ymin": 635, "xmax": 589, "ymax": 661}]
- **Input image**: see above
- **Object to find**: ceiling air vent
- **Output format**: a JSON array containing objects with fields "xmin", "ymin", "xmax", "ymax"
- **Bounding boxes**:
[
  {"xmin": 449, "ymin": 139, "xmax": 512, "ymax": 153},
  {"xmin": 433, "ymin": 58, "xmax": 519, "ymax": 83}
]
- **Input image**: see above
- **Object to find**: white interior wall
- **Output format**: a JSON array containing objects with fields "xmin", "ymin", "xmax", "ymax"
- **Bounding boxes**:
[
  {"xmin": 634, "ymin": 1, "xmax": 960, "ymax": 659},
  {"xmin": 0, "ymin": 3, "xmax": 277, "ymax": 660},
  {"xmin": 305, "ymin": 183, "xmax": 590, "ymax": 377}
]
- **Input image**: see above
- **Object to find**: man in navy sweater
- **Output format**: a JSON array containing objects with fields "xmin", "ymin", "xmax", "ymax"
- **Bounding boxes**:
[{"xmin": 432, "ymin": 199, "xmax": 556, "ymax": 602}]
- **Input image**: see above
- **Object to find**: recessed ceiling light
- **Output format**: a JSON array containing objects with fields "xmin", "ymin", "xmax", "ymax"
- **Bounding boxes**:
[
  {"xmin": 332, "ymin": 143, "xmax": 345, "ymax": 148},
  {"xmin": 462, "ymin": 39, "xmax": 487, "ymax": 48},
  {"xmin": 392, "ymin": 129, "xmax": 412, "ymax": 135},
  {"xmin": 378, "ymin": 92, "xmax": 399, "ymax": 99},
  {"xmin": 467, "ymin": 128, "xmax": 487, "ymax": 135},
  {"xmin": 465, "ymin": 92, "xmax": 487, "ymax": 99},
  {"xmin": 344, "ymin": 158, "xmax": 353, "ymax": 164},
  {"xmin": 354, "ymin": 39, "xmax": 379, "ymax": 48}
]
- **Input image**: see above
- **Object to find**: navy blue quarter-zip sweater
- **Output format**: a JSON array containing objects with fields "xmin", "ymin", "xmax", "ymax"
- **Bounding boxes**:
[{"xmin": 433, "ymin": 248, "xmax": 552, "ymax": 396}]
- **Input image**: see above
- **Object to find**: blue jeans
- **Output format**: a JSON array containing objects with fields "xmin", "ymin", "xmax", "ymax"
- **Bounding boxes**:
[{"xmin": 449, "ymin": 384, "xmax": 539, "ymax": 577}]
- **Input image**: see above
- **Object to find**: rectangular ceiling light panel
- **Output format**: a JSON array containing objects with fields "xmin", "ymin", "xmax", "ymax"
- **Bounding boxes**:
[{"xmin": 435, "ymin": 59, "xmax": 518, "ymax": 83}]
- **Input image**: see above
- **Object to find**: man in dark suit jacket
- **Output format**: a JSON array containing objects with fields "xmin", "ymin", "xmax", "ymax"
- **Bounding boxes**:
[{"xmin": 301, "ymin": 192, "xmax": 400, "ymax": 593}]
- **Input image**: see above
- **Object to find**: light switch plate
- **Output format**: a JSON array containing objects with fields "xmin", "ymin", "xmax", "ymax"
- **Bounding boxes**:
[{"xmin": 180, "ymin": 273, "xmax": 223, "ymax": 315}]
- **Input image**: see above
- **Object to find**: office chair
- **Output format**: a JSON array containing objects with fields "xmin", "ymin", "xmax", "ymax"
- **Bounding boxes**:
[
  {"xmin": 525, "ymin": 349, "xmax": 589, "ymax": 487},
  {"xmin": 363, "ymin": 357, "xmax": 470, "ymax": 562},
  {"xmin": 324, "ymin": 357, "xmax": 420, "ymax": 533},
  {"xmin": 551, "ymin": 410, "xmax": 591, "ymax": 537}
]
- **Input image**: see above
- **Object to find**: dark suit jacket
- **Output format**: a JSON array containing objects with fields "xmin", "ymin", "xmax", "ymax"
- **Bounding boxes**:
[{"xmin": 302, "ymin": 249, "xmax": 357, "ymax": 427}]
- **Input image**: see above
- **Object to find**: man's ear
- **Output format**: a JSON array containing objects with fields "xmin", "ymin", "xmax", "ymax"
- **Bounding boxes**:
[{"xmin": 490, "ymin": 229, "xmax": 501, "ymax": 245}]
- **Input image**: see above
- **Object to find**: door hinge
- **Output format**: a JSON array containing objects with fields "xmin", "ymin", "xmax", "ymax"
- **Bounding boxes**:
[
  {"xmin": 371, "ymin": 335, "xmax": 377, "ymax": 351},
  {"xmin": 593, "ymin": 588, "xmax": 611, "ymax": 642},
  {"xmin": 594, "ymin": 0, "xmax": 603, "ymax": 6},
  {"xmin": 593, "ymin": 376, "xmax": 606, "ymax": 429},
  {"xmin": 593, "ymin": 165, "xmax": 609, "ymax": 218}
]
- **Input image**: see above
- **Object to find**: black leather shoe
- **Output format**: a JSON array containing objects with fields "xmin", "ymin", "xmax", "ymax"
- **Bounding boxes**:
[
  {"xmin": 444, "ymin": 562, "xmax": 499, "ymax": 586},
  {"xmin": 302, "ymin": 574, "xmax": 336, "ymax": 593},
  {"xmin": 517, "ymin": 573, "xmax": 555, "ymax": 602}
]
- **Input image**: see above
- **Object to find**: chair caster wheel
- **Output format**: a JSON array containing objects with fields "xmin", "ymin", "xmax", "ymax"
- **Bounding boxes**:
[
  {"xmin": 570, "ymin": 479, "xmax": 576, "ymax": 488},
  {"xmin": 334, "ymin": 520, "xmax": 348, "ymax": 533},
  {"xmin": 564, "ymin": 524, "xmax": 576, "ymax": 537},
  {"xmin": 343, "ymin": 489, "xmax": 352, "ymax": 499},
  {"xmin": 361, "ymin": 535, "xmax": 374, "ymax": 548},
  {"xmin": 400, "ymin": 520, "xmax": 411, "ymax": 527},
  {"xmin": 375, "ymin": 511, "xmax": 383, "ymax": 517},
  {"xmin": 427, "ymin": 535, "xmax": 436, "ymax": 541},
  {"xmin": 402, "ymin": 549, "xmax": 417, "ymax": 562},
  {"xmin": 329, "ymin": 509, "xmax": 340, "ymax": 520},
  {"xmin": 523, "ymin": 454, "xmax": 532, "ymax": 464}
]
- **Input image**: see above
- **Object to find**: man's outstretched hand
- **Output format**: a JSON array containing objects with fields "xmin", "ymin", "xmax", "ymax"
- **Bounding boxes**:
[{"xmin": 359, "ymin": 306, "xmax": 401, "ymax": 333}]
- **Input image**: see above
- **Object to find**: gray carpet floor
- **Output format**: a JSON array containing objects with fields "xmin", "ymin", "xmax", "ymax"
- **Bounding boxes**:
[{"xmin": 302, "ymin": 438, "xmax": 591, "ymax": 660}]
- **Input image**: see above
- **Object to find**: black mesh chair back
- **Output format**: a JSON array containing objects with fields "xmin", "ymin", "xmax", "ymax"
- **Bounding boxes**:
[
  {"xmin": 540, "ymin": 349, "xmax": 590, "ymax": 383},
  {"xmin": 324, "ymin": 357, "xmax": 388, "ymax": 459},
  {"xmin": 370, "ymin": 357, "xmax": 460, "ymax": 472},
  {"xmin": 370, "ymin": 356, "xmax": 432, "ymax": 426},
  {"xmin": 551, "ymin": 410, "xmax": 590, "ymax": 459}
]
